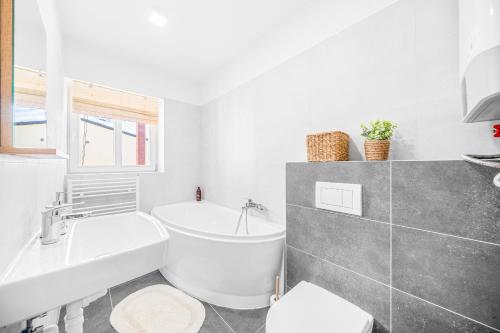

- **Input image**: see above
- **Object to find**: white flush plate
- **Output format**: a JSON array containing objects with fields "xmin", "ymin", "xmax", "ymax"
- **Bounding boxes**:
[{"xmin": 315, "ymin": 182, "xmax": 362, "ymax": 216}]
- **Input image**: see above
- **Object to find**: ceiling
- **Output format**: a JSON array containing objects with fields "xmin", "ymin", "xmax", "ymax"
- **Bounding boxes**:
[{"xmin": 55, "ymin": 0, "xmax": 313, "ymax": 83}]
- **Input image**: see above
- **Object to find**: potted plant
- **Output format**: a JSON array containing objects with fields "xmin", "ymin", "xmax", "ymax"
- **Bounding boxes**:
[{"xmin": 360, "ymin": 120, "xmax": 397, "ymax": 160}]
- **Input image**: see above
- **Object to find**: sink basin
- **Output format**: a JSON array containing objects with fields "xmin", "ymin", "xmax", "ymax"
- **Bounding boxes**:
[
  {"xmin": 0, "ymin": 212, "xmax": 169, "ymax": 326},
  {"xmin": 66, "ymin": 213, "xmax": 167, "ymax": 265}
]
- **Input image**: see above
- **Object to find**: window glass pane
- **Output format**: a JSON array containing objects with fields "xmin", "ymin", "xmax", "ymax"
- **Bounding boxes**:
[
  {"xmin": 14, "ymin": 0, "xmax": 47, "ymax": 148},
  {"xmin": 13, "ymin": 106, "xmax": 47, "ymax": 148},
  {"xmin": 122, "ymin": 120, "xmax": 151, "ymax": 166},
  {"xmin": 78, "ymin": 115, "xmax": 115, "ymax": 166}
]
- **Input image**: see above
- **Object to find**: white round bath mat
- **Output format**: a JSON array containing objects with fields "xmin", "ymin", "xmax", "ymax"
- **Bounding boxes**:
[{"xmin": 110, "ymin": 284, "xmax": 205, "ymax": 333}]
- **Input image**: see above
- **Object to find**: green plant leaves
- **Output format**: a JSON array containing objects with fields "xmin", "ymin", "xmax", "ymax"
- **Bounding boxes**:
[{"xmin": 360, "ymin": 120, "xmax": 397, "ymax": 140}]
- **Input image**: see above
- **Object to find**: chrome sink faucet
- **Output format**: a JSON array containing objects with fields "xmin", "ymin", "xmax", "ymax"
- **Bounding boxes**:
[
  {"xmin": 40, "ymin": 203, "xmax": 91, "ymax": 245},
  {"xmin": 41, "ymin": 203, "xmax": 75, "ymax": 245}
]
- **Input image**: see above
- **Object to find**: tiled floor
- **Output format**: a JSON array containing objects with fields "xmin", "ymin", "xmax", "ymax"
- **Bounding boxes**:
[{"xmin": 58, "ymin": 271, "xmax": 269, "ymax": 333}]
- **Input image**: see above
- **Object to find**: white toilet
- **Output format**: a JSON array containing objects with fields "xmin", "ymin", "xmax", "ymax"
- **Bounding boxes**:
[{"xmin": 266, "ymin": 281, "xmax": 374, "ymax": 333}]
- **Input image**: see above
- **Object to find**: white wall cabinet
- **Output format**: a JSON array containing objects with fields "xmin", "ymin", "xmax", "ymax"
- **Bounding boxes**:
[{"xmin": 459, "ymin": 0, "xmax": 500, "ymax": 122}]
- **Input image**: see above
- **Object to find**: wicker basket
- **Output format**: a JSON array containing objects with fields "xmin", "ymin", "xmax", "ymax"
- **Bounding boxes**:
[
  {"xmin": 364, "ymin": 140, "xmax": 391, "ymax": 160},
  {"xmin": 307, "ymin": 131, "xmax": 349, "ymax": 162}
]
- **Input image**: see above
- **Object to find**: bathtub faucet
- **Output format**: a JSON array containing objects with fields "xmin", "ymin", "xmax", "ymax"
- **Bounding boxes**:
[
  {"xmin": 235, "ymin": 199, "xmax": 265, "ymax": 235},
  {"xmin": 245, "ymin": 199, "xmax": 265, "ymax": 211}
]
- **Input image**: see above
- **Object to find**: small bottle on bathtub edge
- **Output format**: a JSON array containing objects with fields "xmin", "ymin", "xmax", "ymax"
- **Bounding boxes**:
[{"xmin": 196, "ymin": 187, "xmax": 202, "ymax": 201}]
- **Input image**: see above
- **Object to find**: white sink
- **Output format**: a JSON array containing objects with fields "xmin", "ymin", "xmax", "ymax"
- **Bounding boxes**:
[
  {"xmin": 0, "ymin": 212, "xmax": 169, "ymax": 327},
  {"xmin": 66, "ymin": 213, "xmax": 168, "ymax": 265}
]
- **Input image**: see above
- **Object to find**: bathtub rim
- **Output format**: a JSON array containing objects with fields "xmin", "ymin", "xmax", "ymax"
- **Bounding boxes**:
[{"xmin": 151, "ymin": 202, "xmax": 285, "ymax": 242}]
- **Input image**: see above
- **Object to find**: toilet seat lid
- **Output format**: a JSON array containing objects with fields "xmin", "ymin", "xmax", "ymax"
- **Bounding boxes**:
[{"xmin": 266, "ymin": 281, "xmax": 373, "ymax": 333}]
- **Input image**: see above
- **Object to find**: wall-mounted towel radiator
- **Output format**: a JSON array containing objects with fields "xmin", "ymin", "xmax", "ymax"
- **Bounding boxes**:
[{"xmin": 67, "ymin": 173, "xmax": 139, "ymax": 217}]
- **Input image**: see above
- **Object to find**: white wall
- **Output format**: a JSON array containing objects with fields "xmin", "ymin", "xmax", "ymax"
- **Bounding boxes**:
[
  {"xmin": 201, "ymin": 0, "xmax": 400, "ymax": 104},
  {"xmin": 0, "ymin": 0, "xmax": 66, "ymax": 275},
  {"xmin": 13, "ymin": 27, "xmax": 45, "ymax": 71},
  {"xmin": 14, "ymin": 13, "xmax": 201, "ymax": 106},
  {"xmin": 63, "ymin": 39, "xmax": 201, "ymax": 106},
  {"xmin": 14, "ymin": 0, "xmax": 46, "ymax": 71},
  {"xmin": 201, "ymin": 0, "xmax": 500, "ymax": 224},
  {"xmin": 140, "ymin": 99, "xmax": 202, "ymax": 213},
  {"xmin": 0, "ymin": 156, "xmax": 66, "ymax": 274}
]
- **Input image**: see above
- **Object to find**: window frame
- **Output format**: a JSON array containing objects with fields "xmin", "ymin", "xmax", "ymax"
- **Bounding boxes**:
[{"xmin": 67, "ymin": 79, "xmax": 159, "ymax": 173}]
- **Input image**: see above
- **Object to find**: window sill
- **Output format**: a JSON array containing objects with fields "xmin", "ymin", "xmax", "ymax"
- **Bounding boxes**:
[{"xmin": 0, "ymin": 147, "xmax": 69, "ymax": 159}]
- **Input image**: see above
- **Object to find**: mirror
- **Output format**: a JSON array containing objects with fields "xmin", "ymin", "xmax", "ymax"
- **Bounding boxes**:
[{"xmin": 13, "ymin": 0, "xmax": 47, "ymax": 148}]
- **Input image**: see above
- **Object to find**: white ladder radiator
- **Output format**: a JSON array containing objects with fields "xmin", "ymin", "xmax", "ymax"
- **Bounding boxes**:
[{"xmin": 67, "ymin": 173, "xmax": 139, "ymax": 217}]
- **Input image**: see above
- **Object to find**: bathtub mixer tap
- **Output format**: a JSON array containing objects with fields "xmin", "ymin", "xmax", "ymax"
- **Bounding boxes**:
[
  {"xmin": 234, "ymin": 199, "xmax": 265, "ymax": 235},
  {"xmin": 245, "ymin": 199, "xmax": 265, "ymax": 211}
]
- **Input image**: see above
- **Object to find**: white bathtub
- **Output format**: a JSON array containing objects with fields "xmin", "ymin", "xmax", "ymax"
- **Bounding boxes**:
[{"xmin": 151, "ymin": 201, "xmax": 285, "ymax": 309}]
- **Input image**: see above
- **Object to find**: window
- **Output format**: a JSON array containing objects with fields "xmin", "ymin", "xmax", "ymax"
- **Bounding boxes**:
[
  {"xmin": 1, "ymin": 65, "xmax": 54, "ymax": 153},
  {"xmin": 69, "ymin": 80, "xmax": 159, "ymax": 172},
  {"xmin": 78, "ymin": 115, "xmax": 115, "ymax": 166},
  {"xmin": 13, "ymin": 66, "xmax": 48, "ymax": 148}
]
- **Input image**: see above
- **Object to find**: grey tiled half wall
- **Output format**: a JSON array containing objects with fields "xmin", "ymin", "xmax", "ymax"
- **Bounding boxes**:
[{"xmin": 286, "ymin": 161, "xmax": 500, "ymax": 333}]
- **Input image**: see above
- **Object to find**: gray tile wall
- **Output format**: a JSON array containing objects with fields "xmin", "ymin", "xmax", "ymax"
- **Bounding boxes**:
[{"xmin": 286, "ymin": 161, "xmax": 500, "ymax": 333}]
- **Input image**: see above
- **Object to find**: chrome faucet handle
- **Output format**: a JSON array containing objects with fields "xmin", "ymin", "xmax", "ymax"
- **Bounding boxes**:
[
  {"xmin": 43, "ymin": 204, "xmax": 71, "ymax": 215},
  {"xmin": 60, "ymin": 211, "xmax": 92, "ymax": 219},
  {"xmin": 255, "ymin": 203, "xmax": 265, "ymax": 211},
  {"xmin": 43, "ymin": 203, "xmax": 77, "ymax": 218},
  {"xmin": 241, "ymin": 198, "xmax": 254, "ymax": 208},
  {"xmin": 44, "ymin": 202, "xmax": 83, "ymax": 211},
  {"xmin": 54, "ymin": 191, "xmax": 65, "ymax": 204}
]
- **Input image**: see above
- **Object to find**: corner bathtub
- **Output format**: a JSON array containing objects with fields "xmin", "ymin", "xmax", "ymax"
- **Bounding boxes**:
[{"xmin": 151, "ymin": 201, "xmax": 285, "ymax": 309}]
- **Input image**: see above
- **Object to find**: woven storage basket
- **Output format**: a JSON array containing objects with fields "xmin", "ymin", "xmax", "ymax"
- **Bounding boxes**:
[
  {"xmin": 364, "ymin": 140, "xmax": 390, "ymax": 160},
  {"xmin": 307, "ymin": 131, "xmax": 349, "ymax": 162}
]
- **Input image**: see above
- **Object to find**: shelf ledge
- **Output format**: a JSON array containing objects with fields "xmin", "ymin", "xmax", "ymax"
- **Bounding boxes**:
[{"xmin": 462, "ymin": 154, "xmax": 500, "ymax": 169}]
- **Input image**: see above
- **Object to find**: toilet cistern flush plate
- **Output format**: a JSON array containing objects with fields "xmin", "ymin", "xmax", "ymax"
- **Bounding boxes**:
[{"xmin": 315, "ymin": 182, "xmax": 362, "ymax": 216}]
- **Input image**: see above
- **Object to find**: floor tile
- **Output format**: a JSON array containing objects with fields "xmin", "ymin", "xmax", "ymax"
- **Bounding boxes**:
[
  {"xmin": 58, "ymin": 292, "xmax": 115, "ymax": 333},
  {"xmin": 199, "ymin": 303, "xmax": 234, "ymax": 333},
  {"xmin": 109, "ymin": 270, "xmax": 169, "ymax": 305},
  {"xmin": 84, "ymin": 293, "xmax": 116, "ymax": 333},
  {"xmin": 211, "ymin": 305, "xmax": 269, "ymax": 333},
  {"xmin": 255, "ymin": 324, "xmax": 265, "ymax": 333},
  {"xmin": 57, "ymin": 271, "xmax": 267, "ymax": 333}
]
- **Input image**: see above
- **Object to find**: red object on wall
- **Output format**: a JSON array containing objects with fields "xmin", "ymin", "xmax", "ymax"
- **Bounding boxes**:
[
  {"xmin": 494, "ymin": 124, "xmax": 500, "ymax": 138},
  {"xmin": 136, "ymin": 123, "xmax": 146, "ymax": 165}
]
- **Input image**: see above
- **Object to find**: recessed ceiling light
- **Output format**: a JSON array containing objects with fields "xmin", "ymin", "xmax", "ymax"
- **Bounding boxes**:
[{"xmin": 149, "ymin": 9, "xmax": 167, "ymax": 27}]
